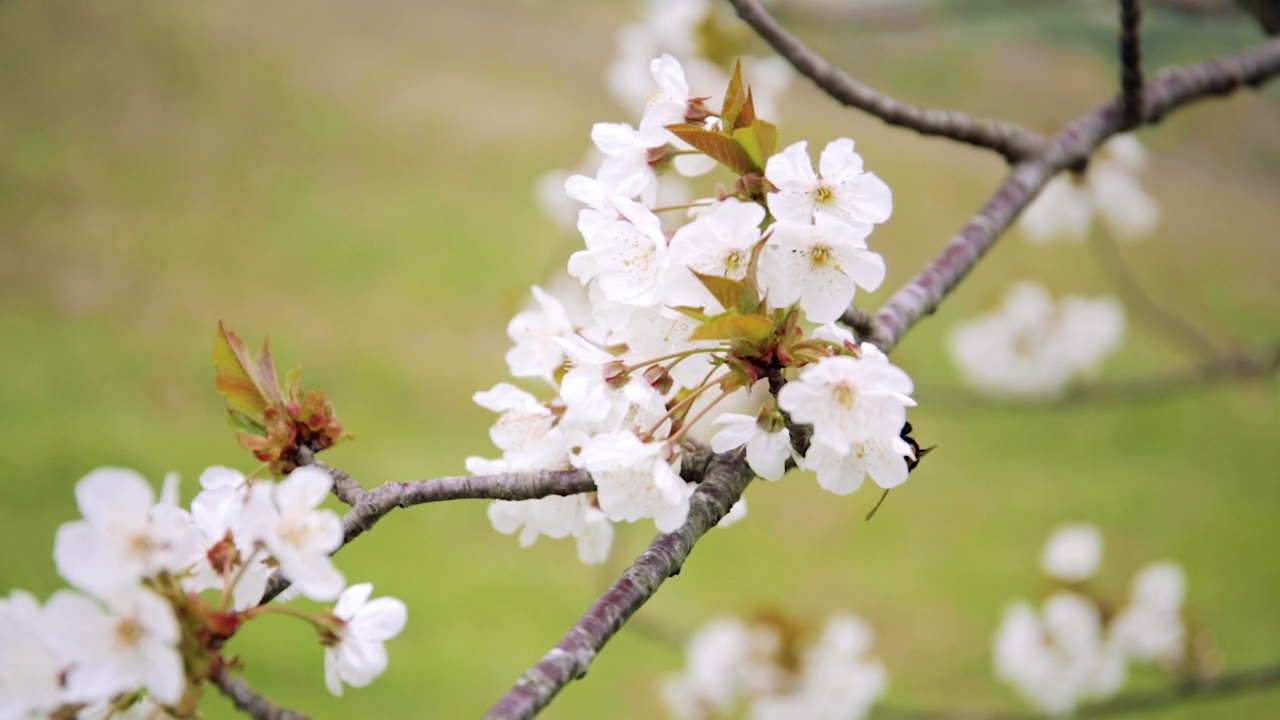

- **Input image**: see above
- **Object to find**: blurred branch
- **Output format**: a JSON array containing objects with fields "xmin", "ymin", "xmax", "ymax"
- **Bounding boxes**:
[
  {"xmin": 212, "ymin": 668, "xmax": 311, "ymax": 720},
  {"xmin": 871, "ymin": 36, "xmax": 1280, "ymax": 351},
  {"xmin": 873, "ymin": 660, "xmax": 1280, "ymax": 719},
  {"xmin": 1089, "ymin": 230, "xmax": 1225, "ymax": 359},
  {"xmin": 923, "ymin": 342, "xmax": 1280, "ymax": 409},
  {"xmin": 483, "ymin": 452, "xmax": 754, "ymax": 720},
  {"xmin": 1120, "ymin": 0, "xmax": 1146, "ymax": 127},
  {"xmin": 728, "ymin": 0, "xmax": 1050, "ymax": 163}
]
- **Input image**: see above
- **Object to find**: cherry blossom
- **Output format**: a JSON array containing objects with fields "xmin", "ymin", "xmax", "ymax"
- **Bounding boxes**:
[
  {"xmin": 324, "ymin": 583, "xmax": 408, "ymax": 697},
  {"xmin": 765, "ymin": 138, "xmax": 893, "ymax": 227},
  {"xmin": 244, "ymin": 466, "xmax": 345, "ymax": 601},
  {"xmin": 568, "ymin": 198, "xmax": 670, "ymax": 307},
  {"xmin": 1109, "ymin": 562, "xmax": 1186, "ymax": 664},
  {"xmin": 777, "ymin": 348, "xmax": 915, "ymax": 456},
  {"xmin": 577, "ymin": 431, "xmax": 691, "ymax": 532},
  {"xmin": 0, "ymin": 590, "xmax": 65, "ymax": 719},
  {"xmin": 803, "ymin": 435, "xmax": 913, "ymax": 495},
  {"xmin": 505, "ymin": 287, "xmax": 576, "ymax": 382},
  {"xmin": 1041, "ymin": 524, "xmax": 1104, "ymax": 583},
  {"xmin": 758, "ymin": 215, "xmax": 885, "ymax": 324},
  {"xmin": 710, "ymin": 410, "xmax": 792, "ymax": 482}
]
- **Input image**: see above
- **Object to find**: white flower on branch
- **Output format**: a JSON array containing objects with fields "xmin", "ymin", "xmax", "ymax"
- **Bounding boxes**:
[
  {"xmin": 577, "ymin": 431, "xmax": 691, "ymax": 532},
  {"xmin": 766, "ymin": 138, "xmax": 893, "ymax": 228},
  {"xmin": 948, "ymin": 281, "xmax": 1126, "ymax": 397},
  {"xmin": 802, "ymin": 435, "xmax": 913, "ymax": 495},
  {"xmin": 1040, "ymin": 523, "xmax": 1104, "ymax": 583},
  {"xmin": 53, "ymin": 468, "xmax": 202, "ymax": 604},
  {"xmin": 994, "ymin": 592, "xmax": 1126, "ymax": 715},
  {"xmin": 0, "ymin": 590, "xmax": 66, "ymax": 718},
  {"xmin": 487, "ymin": 495, "xmax": 588, "ymax": 547},
  {"xmin": 759, "ymin": 215, "xmax": 886, "ymax": 324},
  {"xmin": 184, "ymin": 467, "xmax": 272, "ymax": 610},
  {"xmin": 640, "ymin": 54, "xmax": 692, "ymax": 137},
  {"xmin": 1109, "ymin": 562, "xmax": 1186, "ymax": 665},
  {"xmin": 751, "ymin": 615, "xmax": 888, "ymax": 720},
  {"xmin": 1019, "ymin": 134, "xmax": 1159, "ymax": 243},
  {"xmin": 43, "ymin": 588, "xmax": 185, "ymax": 706},
  {"xmin": 710, "ymin": 411, "xmax": 792, "ymax": 482},
  {"xmin": 666, "ymin": 198, "xmax": 766, "ymax": 311},
  {"xmin": 568, "ymin": 197, "xmax": 670, "ymax": 307},
  {"xmin": 505, "ymin": 287, "xmax": 576, "ymax": 383},
  {"xmin": 591, "ymin": 122, "xmax": 666, "ymax": 205},
  {"xmin": 473, "ymin": 383, "xmax": 556, "ymax": 454},
  {"xmin": 576, "ymin": 507, "xmax": 616, "ymax": 565},
  {"xmin": 324, "ymin": 583, "xmax": 408, "ymax": 697},
  {"xmin": 244, "ymin": 466, "xmax": 345, "ymax": 602},
  {"xmin": 777, "ymin": 347, "xmax": 915, "ymax": 457}
]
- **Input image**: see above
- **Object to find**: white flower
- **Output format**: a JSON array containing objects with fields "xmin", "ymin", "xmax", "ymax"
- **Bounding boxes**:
[
  {"xmin": 661, "ymin": 618, "xmax": 759, "ymax": 720},
  {"xmin": 665, "ymin": 198, "xmax": 765, "ymax": 311},
  {"xmin": 758, "ymin": 215, "xmax": 885, "ymax": 324},
  {"xmin": 766, "ymin": 139, "xmax": 893, "ymax": 227},
  {"xmin": 506, "ymin": 287, "xmax": 576, "ymax": 382},
  {"xmin": 324, "ymin": 583, "xmax": 408, "ymax": 697},
  {"xmin": 777, "ymin": 348, "xmax": 915, "ymax": 456},
  {"xmin": 1019, "ymin": 134, "xmax": 1159, "ymax": 243},
  {"xmin": 640, "ymin": 54, "xmax": 692, "ymax": 136},
  {"xmin": 473, "ymin": 383, "xmax": 555, "ymax": 454},
  {"xmin": 43, "ymin": 588, "xmax": 185, "ymax": 706},
  {"xmin": 592, "ymin": 122, "xmax": 665, "ymax": 204},
  {"xmin": 184, "ymin": 468, "xmax": 271, "ymax": 610},
  {"xmin": 1041, "ymin": 524, "xmax": 1103, "ymax": 583},
  {"xmin": 53, "ymin": 468, "xmax": 201, "ymax": 603},
  {"xmin": 244, "ymin": 467, "xmax": 345, "ymax": 601},
  {"xmin": 749, "ymin": 615, "xmax": 888, "ymax": 720},
  {"xmin": 487, "ymin": 495, "xmax": 587, "ymax": 547},
  {"xmin": 803, "ymin": 435, "xmax": 912, "ymax": 495},
  {"xmin": 568, "ymin": 198, "xmax": 670, "ymax": 307},
  {"xmin": 1109, "ymin": 562, "xmax": 1186, "ymax": 664},
  {"xmin": 993, "ymin": 593, "xmax": 1126, "ymax": 715},
  {"xmin": 710, "ymin": 412, "xmax": 792, "ymax": 482},
  {"xmin": 0, "ymin": 590, "xmax": 65, "ymax": 718},
  {"xmin": 948, "ymin": 282, "xmax": 1126, "ymax": 397},
  {"xmin": 577, "ymin": 431, "xmax": 692, "ymax": 532},
  {"xmin": 576, "ymin": 507, "xmax": 615, "ymax": 565}
]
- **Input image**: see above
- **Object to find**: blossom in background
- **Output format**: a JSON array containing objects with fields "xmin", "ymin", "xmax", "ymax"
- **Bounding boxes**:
[
  {"xmin": 994, "ymin": 592, "xmax": 1126, "ymax": 715},
  {"xmin": 948, "ymin": 281, "xmax": 1125, "ymax": 397},
  {"xmin": 1019, "ymin": 134, "xmax": 1160, "ymax": 243},
  {"xmin": 661, "ymin": 613, "xmax": 887, "ymax": 720},
  {"xmin": 1041, "ymin": 524, "xmax": 1103, "ymax": 583},
  {"xmin": 994, "ymin": 525, "xmax": 1191, "ymax": 714},
  {"xmin": 0, "ymin": 590, "xmax": 65, "ymax": 718},
  {"xmin": 324, "ymin": 584, "xmax": 409, "ymax": 697}
]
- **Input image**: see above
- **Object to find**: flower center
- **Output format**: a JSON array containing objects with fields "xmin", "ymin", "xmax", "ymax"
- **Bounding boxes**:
[
  {"xmin": 833, "ymin": 383, "xmax": 857, "ymax": 410},
  {"xmin": 116, "ymin": 618, "xmax": 144, "ymax": 649},
  {"xmin": 813, "ymin": 183, "xmax": 836, "ymax": 206},
  {"xmin": 810, "ymin": 244, "xmax": 835, "ymax": 269},
  {"xmin": 724, "ymin": 250, "xmax": 746, "ymax": 275}
]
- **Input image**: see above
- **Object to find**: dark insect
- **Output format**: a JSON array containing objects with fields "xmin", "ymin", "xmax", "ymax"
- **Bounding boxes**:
[{"xmin": 900, "ymin": 422, "xmax": 934, "ymax": 472}]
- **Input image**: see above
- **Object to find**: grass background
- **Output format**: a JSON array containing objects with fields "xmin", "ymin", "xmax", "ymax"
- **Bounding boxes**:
[{"xmin": 1, "ymin": 0, "xmax": 1278, "ymax": 717}]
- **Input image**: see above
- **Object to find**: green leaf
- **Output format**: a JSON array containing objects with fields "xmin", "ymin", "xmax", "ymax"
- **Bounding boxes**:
[
  {"xmin": 227, "ymin": 408, "xmax": 267, "ymax": 435},
  {"xmin": 213, "ymin": 322, "xmax": 272, "ymax": 418},
  {"xmin": 666, "ymin": 124, "xmax": 760, "ymax": 176},
  {"xmin": 736, "ymin": 88, "xmax": 757, "ymax": 130},
  {"xmin": 721, "ymin": 60, "xmax": 747, "ymax": 130},
  {"xmin": 733, "ymin": 120, "xmax": 779, "ymax": 171},
  {"xmin": 691, "ymin": 272, "xmax": 751, "ymax": 313},
  {"xmin": 670, "ymin": 306, "xmax": 713, "ymax": 324},
  {"xmin": 689, "ymin": 313, "xmax": 774, "ymax": 342}
]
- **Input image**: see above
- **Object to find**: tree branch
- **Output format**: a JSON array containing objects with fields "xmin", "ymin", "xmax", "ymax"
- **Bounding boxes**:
[
  {"xmin": 727, "ymin": 0, "xmax": 1049, "ymax": 162},
  {"xmin": 871, "ymin": 36, "xmax": 1280, "ymax": 352},
  {"xmin": 212, "ymin": 668, "xmax": 312, "ymax": 720},
  {"xmin": 873, "ymin": 660, "xmax": 1280, "ymax": 719},
  {"xmin": 483, "ymin": 454, "xmax": 755, "ymax": 720},
  {"xmin": 1120, "ymin": 0, "xmax": 1146, "ymax": 128}
]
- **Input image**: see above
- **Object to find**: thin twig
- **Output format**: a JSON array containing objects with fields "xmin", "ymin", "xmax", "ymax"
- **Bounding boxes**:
[
  {"xmin": 728, "ymin": 0, "xmax": 1049, "ymax": 162},
  {"xmin": 871, "ymin": 36, "xmax": 1280, "ymax": 352},
  {"xmin": 1088, "ymin": 229, "xmax": 1223, "ymax": 359},
  {"xmin": 923, "ymin": 343, "xmax": 1280, "ymax": 409},
  {"xmin": 873, "ymin": 660, "xmax": 1280, "ymax": 719},
  {"xmin": 212, "ymin": 668, "xmax": 312, "ymax": 720},
  {"xmin": 1120, "ymin": 0, "xmax": 1145, "ymax": 127},
  {"xmin": 483, "ymin": 453, "xmax": 755, "ymax": 720}
]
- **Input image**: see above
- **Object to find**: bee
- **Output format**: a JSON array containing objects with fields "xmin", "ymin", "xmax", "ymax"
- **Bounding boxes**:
[{"xmin": 900, "ymin": 422, "xmax": 934, "ymax": 472}]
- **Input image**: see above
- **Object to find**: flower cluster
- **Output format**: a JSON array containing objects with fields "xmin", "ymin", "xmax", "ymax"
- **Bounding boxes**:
[
  {"xmin": 949, "ymin": 281, "xmax": 1125, "ymax": 397},
  {"xmin": 473, "ymin": 54, "xmax": 917, "ymax": 561},
  {"xmin": 1019, "ymin": 134, "xmax": 1160, "ymax": 243},
  {"xmin": 993, "ymin": 524, "xmax": 1191, "ymax": 715},
  {"xmin": 0, "ymin": 467, "xmax": 406, "ymax": 719},
  {"xmin": 660, "ymin": 612, "xmax": 887, "ymax": 720}
]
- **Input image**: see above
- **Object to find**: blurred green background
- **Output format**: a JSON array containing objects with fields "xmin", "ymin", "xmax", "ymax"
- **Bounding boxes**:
[{"xmin": 1, "ymin": 0, "xmax": 1278, "ymax": 717}]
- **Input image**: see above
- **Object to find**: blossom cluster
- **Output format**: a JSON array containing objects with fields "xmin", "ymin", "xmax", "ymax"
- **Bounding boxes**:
[
  {"xmin": 993, "ymin": 524, "xmax": 1190, "ymax": 715},
  {"xmin": 949, "ymin": 281, "xmax": 1125, "ymax": 397},
  {"xmin": 473, "ymin": 53, "xmax": 918, "ymax": 561},
  {"xmin": 0, "ymin": 467, "xmax": 407, "ymax": 719},
  {"xmin": 661, "ymin": 613, "xmax": 887, "ymax": 720}
]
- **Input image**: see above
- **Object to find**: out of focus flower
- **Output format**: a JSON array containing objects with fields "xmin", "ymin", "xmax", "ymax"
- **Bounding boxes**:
[
  {"xmin": 244, "ymin": 466, "xmax": 345, "ymax": 601},
  {"xmin": 1020, "ymin": 134, "xmax": 1159, "ymax": 243},
  {"xmin": 0, "ymin": 590, "xmax": 65, "ymax": 719},
  {"xmin": 948, "ymin": 281, "xmax": 1125, "ymax": 397},
  {"xmin": 1041, "ymin": 524, "xmax": 1103, "ymax": 583},
  {"xmin": 994, "ymin": 593, "xmax": 1126, "ymax": 715},
  {"xmin": 1109, "ymin": 562, "xmax": 1186, "ymax": 665}
]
